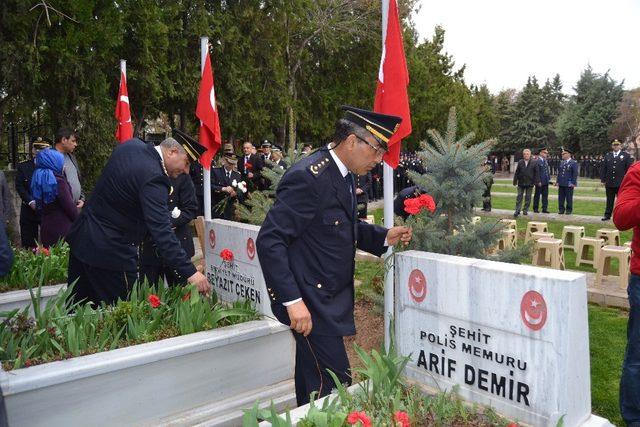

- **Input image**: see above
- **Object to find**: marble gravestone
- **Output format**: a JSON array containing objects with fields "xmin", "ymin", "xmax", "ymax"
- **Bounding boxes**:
[
  {"xmin": 204, "ymin": 219, "xmax": 273, "ymax": 317},
  {"xmin": 395, "ymin": 250, "xmax": 608, "ymax": 427}
]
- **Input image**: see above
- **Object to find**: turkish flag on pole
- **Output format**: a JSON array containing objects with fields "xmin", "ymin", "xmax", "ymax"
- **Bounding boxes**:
[
  {"xmin": 374, "ymin": 0, "xmax": 411, "ymax": 169},
  {"xmin": 114, "ymin": 63, "xmax": 133, "ymax": 143},
  {"xmin": 196, "ymin": 50, "xmax": 221, "ymax": 169}
]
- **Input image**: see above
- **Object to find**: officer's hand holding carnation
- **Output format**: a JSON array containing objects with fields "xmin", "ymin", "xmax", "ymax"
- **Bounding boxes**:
[{"xmin": 386, "ymin": 226, "xmax": 413, "ymax": 247}]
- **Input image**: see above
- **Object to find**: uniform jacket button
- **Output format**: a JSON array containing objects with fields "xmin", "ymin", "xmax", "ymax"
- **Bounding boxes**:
[
  {"xmin": 316, "ymin": 283, "xmax": 322, "ymax": 289},
  {"xmin": 334, "ymin": 220, "xmax": 339, "ymax": 226}
]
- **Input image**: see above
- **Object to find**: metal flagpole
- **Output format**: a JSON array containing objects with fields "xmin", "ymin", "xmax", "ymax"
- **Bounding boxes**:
[
  {"xmin": 201, "ymin": 36, "xmax": 212, "ymax": 222},
  {"xmin": 120, "ymin": 59, "xmax": 126, "ymax": 80},
  {"xmin": 380, "ymin": 0, "xmax": 394, "ymax": 352}
]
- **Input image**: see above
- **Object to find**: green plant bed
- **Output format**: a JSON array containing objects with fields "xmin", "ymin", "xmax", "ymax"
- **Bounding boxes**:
[
  {"xmin": 0, "ymin": 241, "xmax": 69, "ymax": 292},
  {"xmin": 0, "ymin": 283, "xmax": 258, "ymax": 370},
  {"xmin": 245, "ymin": 344, "xmax": 515, "ymax": 427}
]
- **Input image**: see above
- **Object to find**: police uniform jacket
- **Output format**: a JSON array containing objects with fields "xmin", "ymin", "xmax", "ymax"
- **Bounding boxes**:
[
  {"xmin": 140, "ymin": 174, "xmax": 198, "ymax": 266},
  {"xmin": 15, "ymin": 160, "xmax": 40, "ymax": 223},
  {"xmin": 535, "ymin": 157, "xmax": 550, "ymax": 185},
  {"xmin": 557, "ymin": 158, "xmax": 578, "ymax": 187},
  {"xmin": 66, "ymin": 139, "xmax": 196, "ymax": 279},
  {"xmin": 355, "ymin": 173, "xmax": 371, "ymax": 205},
  {"xmin": 211, "ymin": 167, "xmax": 244, "ymax": 219},
  {"xmin": 256, "ymin": 148, "xmax": 387, "ymax": 336},
  {"xmin": 600, "ymin": 151, "xmax": 633, "ymax": 188}
]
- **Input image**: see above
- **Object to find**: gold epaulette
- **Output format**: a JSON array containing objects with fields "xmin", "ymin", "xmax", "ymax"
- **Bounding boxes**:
[{"xmin": 308, "ymin": 156, "xmax": 331, "ymax": 177}]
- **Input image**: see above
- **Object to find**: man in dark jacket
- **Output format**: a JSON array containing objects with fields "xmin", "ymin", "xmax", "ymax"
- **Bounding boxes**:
[
  {"xmin": 256, "ymin": 106, "xmax": 412, "ymax": 407},
  {"xmin": 139, "ymin": 173, "xmax": 198, "ymax": 287},
  {"xmin": 513, "ymin": 148, "xmax": 539, "ymax": 217},
  {"xmin": 556, "ymin": 148, "xmax": 579, "ymax": 215},
  {"xmin": 600, "ymin": 139, "xmax": 634, "ymax": 221},
  {"xmin": 237, "ymin": 141, "xmax": 265, "ymax": 191},
  {"xmin": 15, "ymin": 138, "xmax": 51, "ymax": 248},
  {"xmin": 66, "ymin": 131, "xmax": 211, "ymax": 306},
  {"xmin": 533, "ymin": 147, "xmax": 551, "ymax": 213},
  {"xmin": 212, "ymin": 154, "xmax": 245, "ymax": 220}
]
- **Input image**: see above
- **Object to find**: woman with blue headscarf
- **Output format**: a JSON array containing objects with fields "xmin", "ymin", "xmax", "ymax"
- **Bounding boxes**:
[{"xmin": 31, "ymin": 148, "xmax": 79, "ymax": 247}]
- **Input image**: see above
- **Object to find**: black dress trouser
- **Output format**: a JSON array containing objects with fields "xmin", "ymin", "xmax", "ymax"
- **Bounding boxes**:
[
  {"xmin": 604, "ymin": 186, "xmax": 619, "ymax": 218},
  {"xmin": 68, "ymin": 253, "xmax": 137, "ymax": 306},
  {"xmin": 292, "ymin": 331, "xmax": 352, "ymax": 407}
]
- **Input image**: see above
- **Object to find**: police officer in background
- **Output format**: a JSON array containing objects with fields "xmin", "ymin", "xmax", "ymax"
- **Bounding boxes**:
[
  {"xmin": 140, "ymin": 173, "xmax": 198, "ymax": 286},
  {"xmin": 556, "ymin": 147, "xmax": 579, "ymax": 215},
  {"xmin": 354, "ymin": 172, "xmax": 371, "ymax": 219},
  {"xmin": 257, "ymin": 106, "xmax": 412, "ymax": 406},
  {"xmin": 15, "ymin": 137, "xmax": 51, "ymax": 248},
  {"xmin": 600, "ymin": 139, "xmax": 634, "ymax": 221},
  {"xmin": 67, "ymin": 130, "xmax": 211, "ymax": 306},
  {"xmin": 211, "ymin": 153, "xmax": 244, "ymax": 220},
  {"xmin": 533, "ymin": 147, "xmax": 551, "ymax": 214}
]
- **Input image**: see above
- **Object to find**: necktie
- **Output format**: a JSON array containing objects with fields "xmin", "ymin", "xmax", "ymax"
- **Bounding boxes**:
[{"xmin": 345, "ymin": 173, "xmax": 355, "ymax": 212}]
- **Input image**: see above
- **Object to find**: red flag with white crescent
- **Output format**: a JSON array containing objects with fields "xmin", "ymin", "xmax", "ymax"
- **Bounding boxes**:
[
  {"xmin": 374, "ymin": 0, "xmax": 411, "ymax": 169},
  {"xmin": 196, "ymin": 51, "xmax": 222, "ymax": 169},
  {"xmin": 114, "ymin": 71, "xmax": 134, "ymax": 143}
]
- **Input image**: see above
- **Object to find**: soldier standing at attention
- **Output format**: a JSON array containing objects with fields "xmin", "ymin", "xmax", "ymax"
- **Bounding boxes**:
[
  {"xmin": 600, "ymin": 139, "xmax": 634, "ymax": 221},
  {"xmin": 66, "ymin": 130, "xmax": 211, "ymax": 306},
  {"xmin": 256, "ymin": 106, "xmax": 413, "ymax": 406},
  {"xmin": 533, "ymin": 147, "xmax": 551, "ymax": 214},
  {"xmin": 555, "ymin": 148, "xmax": 579, "ymax": 215}
]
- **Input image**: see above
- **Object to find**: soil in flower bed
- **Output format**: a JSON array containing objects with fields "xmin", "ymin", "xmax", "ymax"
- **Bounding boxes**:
[{"xmin": 346, "ymin": 299, "xmax": 384, "ymax": 376}]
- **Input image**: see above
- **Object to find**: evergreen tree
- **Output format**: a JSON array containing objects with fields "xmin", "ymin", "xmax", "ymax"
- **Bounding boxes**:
[
  {"xmin": 401, "ymin": 107, "xmax": 530, "ymax": 262},
  {"xmin": 508, "ymin": 76, "xmax": 548, "ymax": 150},
  {"xmin": 556, "ymin": 66, "xmax": 624, "ymax": 154}
]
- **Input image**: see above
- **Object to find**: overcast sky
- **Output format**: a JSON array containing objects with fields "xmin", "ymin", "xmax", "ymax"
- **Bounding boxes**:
[{"xmin": 413, "ymin": 0, "xmax": 640, "ymax": 95}]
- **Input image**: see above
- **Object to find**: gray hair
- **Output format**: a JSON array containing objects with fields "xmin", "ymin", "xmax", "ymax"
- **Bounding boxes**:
[
  {"xmin": 333, "ymin": 119, "xmax": 371, "ymax": 145},
  {"xmin": 160, "ymin": 137, "xmax": 186, "ymax": 154},
  {"xmin": 522, "ymin": 148, "xmax": 531, "ymax": 155}
]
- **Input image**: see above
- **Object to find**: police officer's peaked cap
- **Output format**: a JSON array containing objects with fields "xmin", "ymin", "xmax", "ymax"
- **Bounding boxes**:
[
  {"xmin": 222, "ymin": 143, "xmax": 235, "ymax": 154},
  {"xmin": 30, "ymin": 136, "xmax": 52, "ymax": 149},
  {"xmin": 223, "ymin": 153, "xmax": 237, "ymax": 162},
  {"xmin": 612, "ymin": 139, "xmax": 622, "ymax": 145},
  {"xmin": 272, "ymin": 145, "xmax": 282, "ymax": 152},
  {"xmin": 341, "ymin": 106, "xmax": 402, "ymax": 151},
  {"xmin": 261, "ymin": 140, "xmax": 272, "ymax": 148},
  {"xmin": 172, "ymin": 128, "xmax": 207, "ymax": 162},
  {"xmin": 561, "ymin": 147, "xmax": 573, "ymax": 154}
]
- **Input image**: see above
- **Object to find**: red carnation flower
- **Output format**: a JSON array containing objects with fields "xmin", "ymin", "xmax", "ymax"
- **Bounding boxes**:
[
  {"xmin": 403, "ymin": 197, "xmax": 422, "ymax": 215},
  {"xmin": 220, "ymin": 248, "xmax": 234, "ymax": 262},
  {"xmin": 394, "ymin": 411, "xmax": 411, "ymax": 427},
  {"xmin": 40, "ymin": 247, "xmax": 50, "ymax": 256},
  {"xmin": 507, "ymin": 423, "xmax": 519, "ymax": 427},
  {"xmin": 347, "ymin": 411, "xmax": 371, "ymax": 427},
  {"xmin": 182, "ymin": 292, "xmax": 191, "ymax": 302},
  {"xmin": 417, "ymin": 194, "xmax": 436, "ymax": 213},
  {"xmin": 148, "ymin": 294, "xmax": 161, "ymax": 308},
  {"xmin": 245, "ymin": 162, "xmax": 253, "ymax": 170}
]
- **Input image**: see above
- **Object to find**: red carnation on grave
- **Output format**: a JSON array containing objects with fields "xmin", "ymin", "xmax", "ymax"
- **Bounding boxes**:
[
  {"xmin": 148, "ymin": 294, "xmax": 161, "ymax": 308},
  {"xmin": 40, "ymin": 247, "xmax": 50, "ymax": 256},
  {"xmin": 182, "ymin": 292, "xmax": 191, "ymax": 302},
  {"xmin": 220, "ymin": 248, "xmax": 234, "ymax": 262},
  {"xmin": 347, "ymin": 411, "xmax": 372, "ymax": 427},
  {"xmin": 394, "ymin": 411, "xmax": 411, "ymax": 427},
  {"xmin": 507, "ymin": 423, "xmax": 519, "ymax": 427},
  {"xmin": 245, "ymin": 162, "xmax": 253, "ymax": 170}
]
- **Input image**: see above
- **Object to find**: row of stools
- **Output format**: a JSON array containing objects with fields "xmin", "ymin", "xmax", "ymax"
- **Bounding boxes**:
[{"xmin": 496, "ymin": 220, "xmax": 632, "ymax": 289}]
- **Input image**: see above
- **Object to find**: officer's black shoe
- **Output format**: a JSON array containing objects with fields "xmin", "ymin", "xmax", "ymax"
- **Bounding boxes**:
[
  {"xmin": 533, "ymin": 210, "xmax": 539, "ymax": 213},
  {"xmin": 542, "ymin": 210, "xmax": 550, "ymax": 214},
  {"xmin": 566, "ymin": 212, "xmax": 572, "ymax": 215},
  {"xmin": 523, "ymin": 211, "xmax": 528, "ymax": 216},
  {"xmin": 513, "ymin": 212, "xmax": 519, "ymax": 218},
  {"xmin": 601, "ymin": 216, "xmax": 611, "ymax": 221},
  {"xmin": 558, "ymin": 211, "xmax": 564, "ymax": 215}
]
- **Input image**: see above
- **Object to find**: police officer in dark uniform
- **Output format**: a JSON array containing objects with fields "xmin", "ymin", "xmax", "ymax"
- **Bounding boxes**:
[
  {"xmin": 533, "ymin": 147, "xmax": 551, "ymax": 214},
  {"xmin": 354, "ymin": 172, "xmax": 371, "ymax": 219},
  {"xmin": 600, "ymin": 139, "xmax": 634, "ymax": 221},
  {"xmin": 556, "ymin": 147, "xmax": 579, "ymax": 215},
  {"xmin": 256, "ymin": 106, "xmax": 413, "ymax": 406},
  {"xmin": 211, "ymin": 153, "xmax": 245, "ymax": 220},
  {"xmin": 139, "ymin": 173, "xmax": 198, "ymax": 286},
  {"xmin": 66, "ymin": 130, "xmax": 211, "ymax": 306},
  {"xmin": 15, "ymin": 137, "xmax": 51, "ymax": 248}
]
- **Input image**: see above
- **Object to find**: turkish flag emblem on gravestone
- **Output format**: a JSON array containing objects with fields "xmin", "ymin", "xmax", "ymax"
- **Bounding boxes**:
[
  {"xmin": 247, "ymin": 238, "xmax": 255, "ymax": 260},
  {"xmin": 209, "ymin": 229, "xmax": 216, "ymax": 250},
  {"xmin": 520, "ymin": 290, "xmax": 548, "ymax": 331},
  {"xmin": 408, "ymin": 269, "xmax": 427, "ymax": 303}
]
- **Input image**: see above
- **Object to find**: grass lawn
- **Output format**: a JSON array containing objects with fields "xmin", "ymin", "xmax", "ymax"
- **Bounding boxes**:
[
  {"xmin": 354, "ymin": 259, "xmax": 628, "ymax": 426},
  {"xmin": 494, "ymin": 178, "xmax": 603, "ymax": 186},
  {"xmin": 491, "ymin": 195, "xmax": 606, "ymax": 217},
  {"xmin": 491, "ymin": 183, "xmax": 607, "ymax": 197}
]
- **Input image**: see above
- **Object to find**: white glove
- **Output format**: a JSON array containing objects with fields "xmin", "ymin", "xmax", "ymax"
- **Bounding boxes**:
[
  {"xmin": 232, "ymin": 179, "xmax": 238, "ymax": 187},
  {"xmin": 238, "ymin": 181, "xmax": 248, "ymax": 193},
  {"xmin": 171, "ymin": 206, "xmax": 181, "ymax": 219}
]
